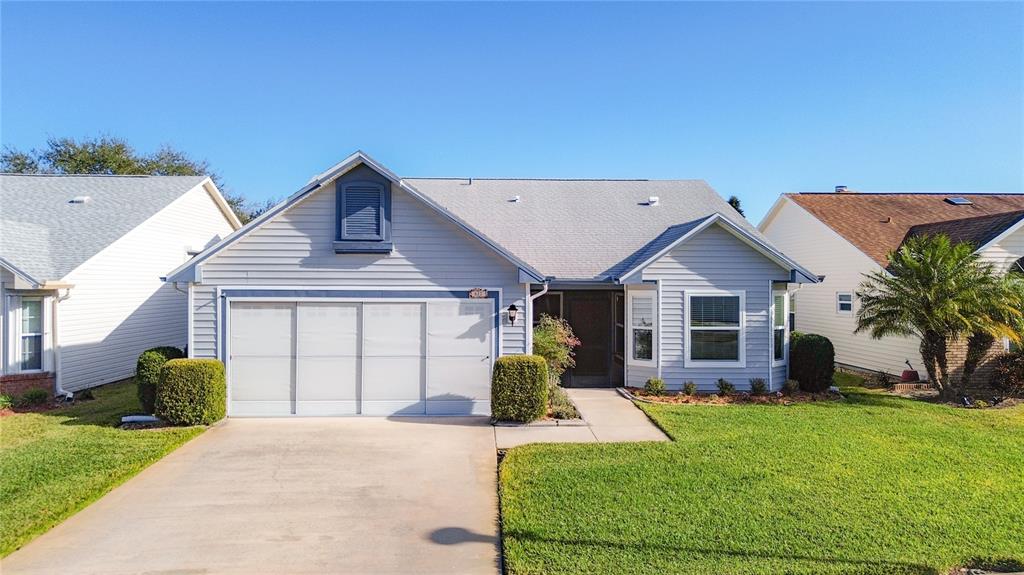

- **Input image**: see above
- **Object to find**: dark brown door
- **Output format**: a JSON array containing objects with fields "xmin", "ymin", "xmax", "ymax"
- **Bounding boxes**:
[{"xmin": 566, "ymin": 293, "xmax": 611, "ymax": 387}]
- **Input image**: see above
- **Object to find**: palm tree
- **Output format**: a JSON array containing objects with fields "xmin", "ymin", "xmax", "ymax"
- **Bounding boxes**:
[{"xmin": 855, "ymin": 234, "xmax": 1023, "ymax": 400}]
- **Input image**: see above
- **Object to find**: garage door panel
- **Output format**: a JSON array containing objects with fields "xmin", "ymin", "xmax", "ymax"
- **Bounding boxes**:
[
  {"xmin": 230, "ymin": 357, "xmax": 293, "ymax": 401},
  {"xmin": 427, "ymin": 301, "xmax": 493, "ymax": 357},
  {"xmin": 362, "ymin": 357, "xmax": 424, "ymax": 402},
  {"xmin": 297, "ymin": 303, "xmax": 358, "ymax": 356},
  {"xmin": 363, "ymin": 303, "xmax": 423, "ymax": 357},
  {"xmin": 296, "ymin": 357, "xmax": 358, "ymax": 401},
  {"xmin": 427, "ymin": 357, "xmax": 491, "ymax": 400},
  {"xmin": 230, "ymin": 303, "xmax": 294, "ymax": 356}
]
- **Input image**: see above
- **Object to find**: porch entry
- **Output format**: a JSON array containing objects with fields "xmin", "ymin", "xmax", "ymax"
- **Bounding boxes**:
[{"xmin": 532, "ymin": 289, "xmax": 624, "ymax": 388}]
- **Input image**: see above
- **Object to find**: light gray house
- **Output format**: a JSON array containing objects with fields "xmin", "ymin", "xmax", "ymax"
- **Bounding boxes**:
[
  {"xmin": 165, "ymin": 151, "xmax": 818, "ymax": 417},
  {"xmin": 1, "ymin": 174, "xmax": 240, "ymax": 399}
]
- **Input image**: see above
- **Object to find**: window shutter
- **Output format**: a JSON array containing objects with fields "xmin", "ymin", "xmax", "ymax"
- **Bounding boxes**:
[{"xmin": 341, "ymin": 183, "xmax": 383, "ymax": 240}]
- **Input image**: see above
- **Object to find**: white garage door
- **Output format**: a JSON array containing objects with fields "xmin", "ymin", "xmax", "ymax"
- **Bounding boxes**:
[{"xmin": 228, "ymin": 300, "xmax": 493, "ymax": 416}]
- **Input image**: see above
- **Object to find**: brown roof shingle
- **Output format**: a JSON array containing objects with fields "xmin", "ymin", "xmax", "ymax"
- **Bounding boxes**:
[{"xmin": 787, "ymin": 193, "xmax": 1024, "ymax": 267}]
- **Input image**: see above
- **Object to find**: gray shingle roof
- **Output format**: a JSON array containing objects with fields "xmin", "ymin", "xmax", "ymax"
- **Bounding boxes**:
[
  {"xmin": 1, "ymin": 174, "xmax": 207, "ymax": 284},
  {"xmin": 405, "ymin": 178, "xmax": 763, "ymax": 280}
]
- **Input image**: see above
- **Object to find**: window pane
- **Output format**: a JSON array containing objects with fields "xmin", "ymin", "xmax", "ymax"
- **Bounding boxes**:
[
  {"xmin": 21, "ymin": 334, "xmax": 42, "ymax": 370},
  {"xmin": 691, "ymin": 330, "xmax": 739, "ymax": 361},
  {"xmin": 773, "ymin": 295, "xmax": 785, "ymax": 327},
  {"xmin": 22, "ymin": 300, "xmax": 42, "ymax": 333},
  {"xmin": 631, "ymin": 296, "xmax": 653, "ymax": 328},
  {"xmin": 774, "ymin": 327, "xmax": 785, "ymax": 360},
  {"xmin": 632, "ymin": 328, "xmax": 652, "ymax": 360},
  {"xmin": 690, "ymin": 296, "xmax": 739, "ymax": 327}
]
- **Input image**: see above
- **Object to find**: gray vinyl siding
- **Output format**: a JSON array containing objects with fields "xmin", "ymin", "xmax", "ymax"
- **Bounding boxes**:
[
  {"xmin": 772, "ymin": 363, "xmax": 788, "ymax": 387},
  {"xmin": 642, "ymin": 224, "xmax": 790, "ymax": 391},
  {"xmin": 626, "ymin": 364, "xmax": 657, "ymax": 388},
  {"xmin": 191, "ymin": 182, "xmax": 526, "ymax": 359}
]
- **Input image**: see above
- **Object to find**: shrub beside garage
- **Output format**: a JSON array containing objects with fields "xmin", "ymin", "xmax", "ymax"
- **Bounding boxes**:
[
  {"xmin": 491, "ymin": 355, "xmax": 548, "ymax": 422},
  {"xmin": 155, "ymin": 359, "xmax": 226, "ymax": 425},
  {"xmin": 136, "ymin": 346, "xmax": 185, "ymax": 414}
]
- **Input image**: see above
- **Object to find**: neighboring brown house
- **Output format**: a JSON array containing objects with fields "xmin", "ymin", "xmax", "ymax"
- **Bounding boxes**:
[{"xmin": 759, "ymin": 190, "xmax": 1024, "ymax": 387}]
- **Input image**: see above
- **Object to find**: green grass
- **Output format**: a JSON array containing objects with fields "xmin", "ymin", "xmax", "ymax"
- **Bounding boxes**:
[
  {"xmin": 0, "ymin": 380, "xmax": 204, "ymax": 556},
  {"xmin": 500, "ymin": 374, "xmax": 1024, "ymax": 575}
]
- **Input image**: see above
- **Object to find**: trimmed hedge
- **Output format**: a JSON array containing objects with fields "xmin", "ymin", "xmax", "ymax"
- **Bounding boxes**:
[
  {"xmin": 155, "ymin": 359, "xmax": 226, "ymax": 425},
  {"xmin": 790, "ymin": 332, "xmax": 835, "ymax": 392},
  {"xmin": 491, "ymin": 355, "xmax": 548, "ymax": 422},
  {"xmin": 136, "ymin": 346, "xmax": 184, "ymax": 414}
]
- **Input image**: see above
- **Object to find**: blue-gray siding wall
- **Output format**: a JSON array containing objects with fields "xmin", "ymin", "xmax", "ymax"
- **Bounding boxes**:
[
  {"xmin": 641, "ymin": 224, "xmax": 791, "ymax": 391},
  {"xmin": 190, "ymin": 174, "xmax": 527, "ymax": 359}
]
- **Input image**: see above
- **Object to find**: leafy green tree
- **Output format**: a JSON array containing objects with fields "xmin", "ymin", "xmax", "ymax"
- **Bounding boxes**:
[
  {"xmin": 1, "ymin": 136, "xmax": 264, "ymax": 223},
  {"xmin": 727, "ymin": 195, "xmax": 744, "ymax": 217},
  {"xmin": 855, "ymin": 234, "xmax": 1023, "ymax": 399}
]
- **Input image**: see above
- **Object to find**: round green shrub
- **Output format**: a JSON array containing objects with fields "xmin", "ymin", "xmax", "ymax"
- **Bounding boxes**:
[
  {"xmin": 155, "ymin": 359, "xmax": 226, "ymax": 425},
  {"xmin": 683, "ymin": 381, "xmax": 697, "ymax": 396},
  {"xmin": 790, "ymin": 333, "xmax": 835, "ymax": 392},
  {"xmin": 991, "ymin": 352, "xmax": 1024, "ymax": 397},
  {"xmin": 716, "ymin": 378, "xmax": 735, "ymax": 395},
  {"xmin": 16, "ymin": 388, "xmax": 49, "ymax": 407},
  {"xmin": 491, "ymin": 355, "xmax": 548, "ymax": 422},
  {"xmin": 136, "ymin": 346, "xmax": 184, "ymax": 414},
  {"xmin": 749, "ymin": 378, "xmax": 768, "ymax": 395},
  {"xmin": 644, "ymin": 378, "xmax": 666, "ymax": 396}
]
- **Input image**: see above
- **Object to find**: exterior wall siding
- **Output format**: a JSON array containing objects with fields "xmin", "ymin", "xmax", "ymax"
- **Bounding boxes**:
[
  {"xmin": 761, "ymin": 199, "xmax": 927, "ymax": 376},
  {"xmin": 58, "ymin": 185, "xmax": 236, "ymax": 391},
  {"xmin": 641, "ymin": 224, "xmax": 791, "ymax": 391},
  {"xmin": 979, "ymin": 226, "xmax": 1024, "ymax": 273},
  {"xmin": 191, "ymin": 179, "xmax": 527, "ymax": 359}
]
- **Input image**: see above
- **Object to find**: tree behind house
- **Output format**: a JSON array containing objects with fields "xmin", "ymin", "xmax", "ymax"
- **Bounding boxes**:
[
  {"xmin": 1, "ymin": 136, "xmax": 266, "ymax": 223},
  {"xmin": 855, "ymin": 234, "xmax": 1023, "ymax": 400}
]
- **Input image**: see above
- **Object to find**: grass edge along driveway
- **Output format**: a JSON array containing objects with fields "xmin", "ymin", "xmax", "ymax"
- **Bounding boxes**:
[
  {"xmin": 0, "ymin": 380, "xmax": 204, "ymax": 556},
  {"xmin": 500, "ymin": 376, "xmax": 1024, "ymax": 575}
]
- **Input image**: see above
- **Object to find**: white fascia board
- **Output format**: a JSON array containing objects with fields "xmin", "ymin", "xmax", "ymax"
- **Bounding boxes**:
[
  {"xmin": 200, "ymin": 178, "xmax": 243, "ymax": 230},
  {"xmin": 0, "ymin": 257, "xmax": 41, "ymax": 289},
  {"xmin": 163, "ymin": 151, "xmax": 546, "ymax": 284},
  {"xmin": 975, "ymin": 213, "xmax": 1024, "ymax": 255},
  {"xmin": 618, "ymin": 213, "xmax": 820, "ymax": 284},
  {"xmin": 757, "ymin": 194, "xmax": 789, "ymax": 232}
]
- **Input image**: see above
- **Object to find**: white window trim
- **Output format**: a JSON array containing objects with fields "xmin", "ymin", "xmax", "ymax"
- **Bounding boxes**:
[
  {"xmin": 836, "ymin": 292, "xmax": 854, "ymax": 315},
  {"xmin": 12, "ymin": 296, "xmax": 46, "ymax": 374},
  {"xmin": 626, "ymin": 289, "xmax": 657, "ymax": 367},
  {"xmin": 771, "ymin": 290, "xmax": 788, "ymax": 367},
  {"xmin": 685, "ymin": 290, "xmax": 746, "ymax": 368}
]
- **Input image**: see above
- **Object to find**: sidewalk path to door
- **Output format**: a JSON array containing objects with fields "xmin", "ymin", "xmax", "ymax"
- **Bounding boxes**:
[{"xmin": 494, "ymin": 388, "xmax": 669, "ymax": 448}]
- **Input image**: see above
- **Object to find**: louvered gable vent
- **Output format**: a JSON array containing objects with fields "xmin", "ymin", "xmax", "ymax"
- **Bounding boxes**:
[{"xmin": 342, "ymin": 183, "xmax": 383, "ymax": 239}]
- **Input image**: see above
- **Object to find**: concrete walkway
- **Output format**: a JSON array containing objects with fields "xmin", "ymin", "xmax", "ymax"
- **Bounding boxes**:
[
  {"xmin": 494, "ymin": 388, "xmax": 669, "ymax": 448},
  {"xmin": 4, "ymin": 418, "xmax": 499, "ymax": 575}
]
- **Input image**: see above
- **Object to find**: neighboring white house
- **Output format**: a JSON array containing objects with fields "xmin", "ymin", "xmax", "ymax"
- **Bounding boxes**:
[
  {"xmin": 759, "ymin": 189, "xmax": 1024, "ymax": 377},
  {"xmin": 165, "ymin": 151, "xmax": 818, "ymax": 417},
  {"xmin": 0, "ymin": 174, "xmax": 240, "ymax": 398}
]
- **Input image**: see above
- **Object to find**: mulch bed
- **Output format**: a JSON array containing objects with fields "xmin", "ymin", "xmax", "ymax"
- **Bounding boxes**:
[
  {"xmin": 626, "ymin": 387, "xmax": 839, "ymax": 405},
  {"xmin": 0, "ymin": 403, "xmax": 62, "ymax": 417}
]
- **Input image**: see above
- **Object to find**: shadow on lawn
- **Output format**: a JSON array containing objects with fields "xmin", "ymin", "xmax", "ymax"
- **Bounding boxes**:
[{"xmin": 504, "ymin": 530, "xmax": 940, "ymax": 574}]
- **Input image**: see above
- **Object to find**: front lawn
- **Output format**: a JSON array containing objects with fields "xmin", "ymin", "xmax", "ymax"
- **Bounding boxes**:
[
  {"xmin": 0, "ymin": 380, "xmax": 204, "ymax": 556},
  {"xmin": 500, "ymin": 375, "xmax": 1024, "ymax": 574}
]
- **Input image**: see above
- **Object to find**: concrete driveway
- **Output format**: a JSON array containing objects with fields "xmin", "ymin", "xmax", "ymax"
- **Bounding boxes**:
[{"xmin": 3, "ymin": 417, "xmax": 499, "ymax": 575}]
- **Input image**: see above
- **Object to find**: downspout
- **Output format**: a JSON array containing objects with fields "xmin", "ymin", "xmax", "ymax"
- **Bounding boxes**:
[
  {"xmin": 526, "ymin": 281, "xmax": 551, "ymax": 354},
  {"xmin": 53, "ymin": 288, "xmax": 73, "ymax": 400}
]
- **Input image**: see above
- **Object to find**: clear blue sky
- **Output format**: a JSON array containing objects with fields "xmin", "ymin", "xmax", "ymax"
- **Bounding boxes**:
[{"xmin": 3, "ymin": 2, "xmax": 1021, "ymax": 222}]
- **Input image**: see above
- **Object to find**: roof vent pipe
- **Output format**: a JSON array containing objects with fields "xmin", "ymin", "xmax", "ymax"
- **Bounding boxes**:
[
  {"xmin": 648, "ymin": 196, "xmax": 660, "ymax": 206},
  {"xmin": 834, "ymin": 186, "xmax": 848, "ymax": 193},
  {"xmin": 69, "ymin": 196, "xmax": 91, "ymax": 204},
  {"xmin": 509, "ymin": 195, "xmax": 521, "ymax": 203}
]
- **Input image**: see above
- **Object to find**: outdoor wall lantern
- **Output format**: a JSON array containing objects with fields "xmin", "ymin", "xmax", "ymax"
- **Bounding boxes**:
[{"xmin": 507, "ymin": 304, "xmax": 519, "ymax": 326}]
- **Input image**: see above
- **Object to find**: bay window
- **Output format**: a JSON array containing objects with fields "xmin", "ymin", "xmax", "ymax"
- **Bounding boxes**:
[
  {"xmin": 628, "ymin": 291, "xmax": 655, "ymax": 364},
  {"xmin": 686, "ymin": 292, "xmax": 744, "ymax": 366}
]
